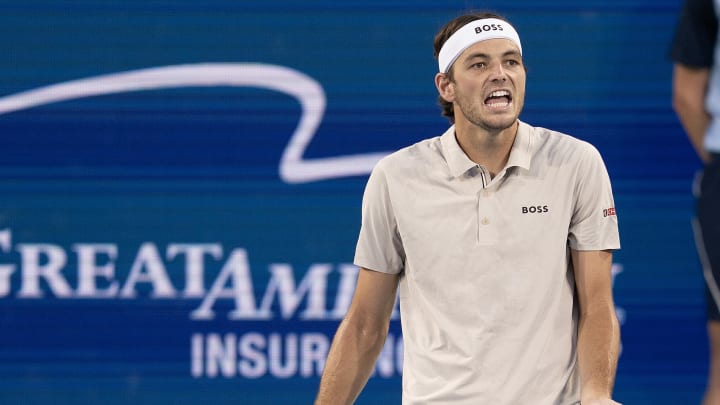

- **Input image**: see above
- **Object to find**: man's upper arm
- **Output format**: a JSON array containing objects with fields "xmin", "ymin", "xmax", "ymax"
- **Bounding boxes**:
[
  {"xmin": 355, "ymin": 159, "xmax": 406, "ymax": 276},
  {"xmin": 567, "ymin": 145, "xmax": 620, "ymax": 252},
  {"xmin": 344, "ymin": 268, "xmax": 400, "ymax": 329},
  {"xmin": 571, "ymin": 249, "xmax": 615, "ymax": 313},
  {"xmin": 673, "ymin": 63, "xmax": 711, "ymax": 104},
  {"xmin": 672, "ymin": 63, "xmax": 712, "ymax": 162}
]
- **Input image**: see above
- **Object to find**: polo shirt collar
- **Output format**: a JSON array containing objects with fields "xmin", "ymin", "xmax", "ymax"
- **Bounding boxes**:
[
  {"xmin": 507, "ymin": 121, "xmax": 533, "ymax": 171},
  {"xmin": 441, "ymin": 125, "xmax": 477, "ymax": 178},
  {"xmin": 441, "ymin": 120, "xmax": 533, "ymax": 178}
]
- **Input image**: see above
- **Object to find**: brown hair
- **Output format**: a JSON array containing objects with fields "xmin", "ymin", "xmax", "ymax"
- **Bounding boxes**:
[{"xmin": 433, "ymin": 12, "xmax": 511, "ymax": 123}]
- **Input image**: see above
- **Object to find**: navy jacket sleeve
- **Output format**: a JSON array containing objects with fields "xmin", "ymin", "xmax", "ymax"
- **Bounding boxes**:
[{"xmin": 670, "ymin": 0, "xmax": 718, "ymax": 67}]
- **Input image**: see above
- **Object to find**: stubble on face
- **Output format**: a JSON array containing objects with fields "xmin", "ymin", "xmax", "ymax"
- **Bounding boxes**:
[
  {"xmin": 453, "ymin": 88, "xmax": 518, "ymax": 133},
  {"xmin": 448, "ymin": 40, "xmax": 526, "ymax": 135}
]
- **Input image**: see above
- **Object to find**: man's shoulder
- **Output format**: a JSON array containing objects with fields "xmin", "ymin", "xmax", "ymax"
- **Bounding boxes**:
[
  {"xmin": 374, "ymin": 134, "xmax": 444, "ymax": 172},
  {"xmin": 527, "ymin": 123, "xmax": 599, "ymax": 161}
]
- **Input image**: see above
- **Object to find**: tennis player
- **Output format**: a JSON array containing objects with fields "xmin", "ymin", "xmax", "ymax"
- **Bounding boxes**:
[{"xmin": 315, "ymin": 11, "xmax": 621, "ymax": 404}]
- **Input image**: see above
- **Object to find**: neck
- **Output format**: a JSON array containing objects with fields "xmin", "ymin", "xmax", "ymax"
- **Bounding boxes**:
[{"xmin": 454, "ymin": 120, "xmax": 518, "ymax": 178}]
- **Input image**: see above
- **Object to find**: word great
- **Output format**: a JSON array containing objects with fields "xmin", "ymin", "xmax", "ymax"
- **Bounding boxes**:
[{"xmin": 0, "ymin": 229, "xmax": 402, "ymax": 321}]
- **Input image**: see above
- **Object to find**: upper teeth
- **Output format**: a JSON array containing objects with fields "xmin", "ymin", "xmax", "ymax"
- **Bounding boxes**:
[{"xmin": 490, "ymin": 90, "xmax": 509, "ymax": 97}]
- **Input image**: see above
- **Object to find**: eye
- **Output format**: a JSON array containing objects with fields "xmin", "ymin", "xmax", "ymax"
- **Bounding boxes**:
[{"xmin": 471, "ymin": 62, "xmax": 487, "ymax": 69}]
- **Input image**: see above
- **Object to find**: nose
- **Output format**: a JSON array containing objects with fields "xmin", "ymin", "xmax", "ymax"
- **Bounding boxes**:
[{"xmin": 488, "ymin": 62, "xmax": 507, "ymax": 82}]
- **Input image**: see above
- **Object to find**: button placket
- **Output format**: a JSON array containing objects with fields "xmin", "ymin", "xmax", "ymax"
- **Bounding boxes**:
[{"xmin": 477, "ymin": 184, "xmax": 498, "ymax": 245}]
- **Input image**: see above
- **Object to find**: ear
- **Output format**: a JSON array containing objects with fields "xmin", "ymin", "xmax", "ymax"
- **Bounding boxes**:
[{"xmin": 435, "ymin": 73, "xmax": 455, "ymax": 103}]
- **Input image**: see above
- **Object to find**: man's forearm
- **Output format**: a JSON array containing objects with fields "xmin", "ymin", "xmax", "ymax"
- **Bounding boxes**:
[
  {"xmin": 315, "ymin": 317, "xmax": 388, "ymax": 405},
  {"xmin": 577, "ymin": 304, "xmax": 621, "ymax": 402},
  {"xmin": 675, "ymin": 101, "xmax": 711, "ymax": 163}
]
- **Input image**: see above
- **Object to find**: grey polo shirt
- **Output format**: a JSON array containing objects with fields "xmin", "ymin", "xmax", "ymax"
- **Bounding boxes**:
[{"xmin": 354, "ymin": 121, "xmax": 620, "ymax": 405}]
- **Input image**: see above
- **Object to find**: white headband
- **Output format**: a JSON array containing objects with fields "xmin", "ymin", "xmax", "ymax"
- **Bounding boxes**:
[{"xmin": 438, "ymin": 18, "xmax": 522, "ymax": 73}]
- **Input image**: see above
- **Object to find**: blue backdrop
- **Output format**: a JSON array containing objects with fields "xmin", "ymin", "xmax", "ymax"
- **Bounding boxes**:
[{"xmin": 0, "ymin": 0, "xmax": 706, "ymax": 404}]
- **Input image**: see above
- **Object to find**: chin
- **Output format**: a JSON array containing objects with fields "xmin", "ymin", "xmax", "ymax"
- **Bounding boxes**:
[{"xmin": 481, "ymin": 117, "xmax": 517, "ymax": 132}]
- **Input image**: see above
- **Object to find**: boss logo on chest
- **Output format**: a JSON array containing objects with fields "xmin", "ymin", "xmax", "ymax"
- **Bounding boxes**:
[{"xmin": 521, "ymin": 205, "xmax": 549, "ymax": 214}]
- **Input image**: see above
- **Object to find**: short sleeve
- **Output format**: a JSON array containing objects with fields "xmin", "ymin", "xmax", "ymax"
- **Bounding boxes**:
[
  {"xmin": 568, "ymin": 144, "xmax": 621, "ymax": 251},
  {"xmin": 354, "ymin": 159, "xmax": 405, "ymax": 274},
  {"xmin": 669, "ymin": 0, "xmax": 718, "ymax": 68}
]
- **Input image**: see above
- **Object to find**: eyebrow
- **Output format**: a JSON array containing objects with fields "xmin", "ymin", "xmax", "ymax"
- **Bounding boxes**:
[{"xmin": 464, "ymin": 50, "xmax": 522, "ymax": 62}]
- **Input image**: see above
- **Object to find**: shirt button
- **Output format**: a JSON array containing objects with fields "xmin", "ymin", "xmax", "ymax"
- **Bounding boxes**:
[
  {"xmin": 481, "ymin": 217, "xmax": 490, "ymax": 225},
  {"xmin": 483, "ymin": 190, "xmax": 493, "ymax": 197}
]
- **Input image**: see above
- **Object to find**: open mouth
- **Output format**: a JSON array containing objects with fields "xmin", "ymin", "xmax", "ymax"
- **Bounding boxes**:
[{"xmin": 484, "ymin": 90, "xmax": 512, "ymax": 109}]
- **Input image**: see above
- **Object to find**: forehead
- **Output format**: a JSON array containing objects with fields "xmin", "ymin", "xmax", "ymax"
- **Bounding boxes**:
[{"xmin": 458, "ymin": 38, "xmax": 522, "ymax": 60}]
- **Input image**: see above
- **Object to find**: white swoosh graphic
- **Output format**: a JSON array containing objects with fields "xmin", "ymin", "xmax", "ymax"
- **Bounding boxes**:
[{"xmin": 0, "ymin": 63, "xmax": 389, "ymax": 183}]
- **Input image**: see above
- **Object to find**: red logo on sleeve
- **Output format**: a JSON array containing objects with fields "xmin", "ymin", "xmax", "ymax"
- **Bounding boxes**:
[{"xmin": 603, "ymin": 207, "xmax": 616, "ymax": 217}]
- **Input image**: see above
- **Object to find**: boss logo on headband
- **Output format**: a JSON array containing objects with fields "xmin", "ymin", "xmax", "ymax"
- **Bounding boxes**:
[{"xmin": 475, "ymin": 24, "xmax": 504, "ymax": 34}]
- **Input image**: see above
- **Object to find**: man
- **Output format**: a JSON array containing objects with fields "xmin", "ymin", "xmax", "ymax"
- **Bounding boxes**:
[
  {"xmin": 315, "ymin": 12, "xmax": 621, "ymax": 404},
  {"xmin": 671, "ymin": 1, "xmax": 720, "ymax": 404}
]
